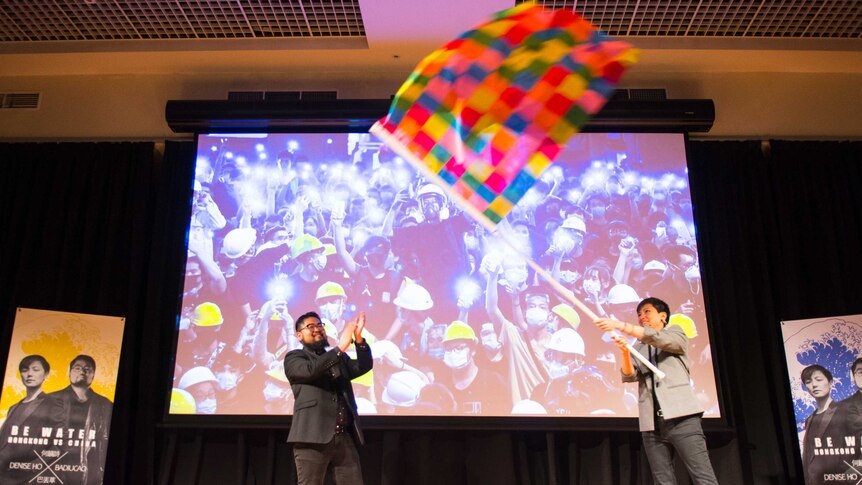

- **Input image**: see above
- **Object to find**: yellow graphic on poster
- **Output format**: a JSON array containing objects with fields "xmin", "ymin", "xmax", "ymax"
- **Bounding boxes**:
[{"xmin": 0, "ymin": 307, "xmax": 125, "ymax": 485}]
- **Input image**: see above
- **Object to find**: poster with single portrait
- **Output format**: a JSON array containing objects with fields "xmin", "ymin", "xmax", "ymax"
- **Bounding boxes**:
[
  {"xmin": 0, "ymin": 308, "xmax": 125, "ymax": 485},
  {"xmin": 781, "ymin": 315, "xmax": 862, "ymax": 485}
]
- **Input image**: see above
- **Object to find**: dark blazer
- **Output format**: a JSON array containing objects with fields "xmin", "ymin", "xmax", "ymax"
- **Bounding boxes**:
[
  {"xmin": 802, "ymin": 398, "xmax": 862, "ymax": 484},
  {"xmin": 48, "ymin": 386, "xmax": 113, "ymax": 485},
  {"xmin": 284, "ymin": 341, "xmax": 373, "ymax": 445}
]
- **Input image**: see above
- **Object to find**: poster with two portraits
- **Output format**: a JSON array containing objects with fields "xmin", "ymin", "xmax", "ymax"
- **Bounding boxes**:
[
  {"xmin": 0, "ymin": 308, "xmax": 124, "ymax": 485},
  {"xmin": 782, "ymin": 314, "xmax": 862, "ymax": 484}
]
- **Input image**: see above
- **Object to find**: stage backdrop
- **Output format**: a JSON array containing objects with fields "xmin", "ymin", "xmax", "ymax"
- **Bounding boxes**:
[
  {"xmin": 781, "ymin": 314, "xmax": 862, "ymax": 484},
  {"xmin": 0, "ymin": 308, "xmax": 125, "ymax": 485}
]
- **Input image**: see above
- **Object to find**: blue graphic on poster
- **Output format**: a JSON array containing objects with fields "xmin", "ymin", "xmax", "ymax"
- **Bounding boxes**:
[{"xmin": 781, "ymin": 315, "xmax": 862, "ymax": 485}]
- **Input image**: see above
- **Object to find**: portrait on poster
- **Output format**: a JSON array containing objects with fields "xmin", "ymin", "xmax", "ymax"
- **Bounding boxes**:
[
  {"xmin": 781, "ymin": 315, "xmax": 862, "ymax": 485},
  {"xmin": 0, "ymin": 308, "xmax": 125, "ymax": 485}
]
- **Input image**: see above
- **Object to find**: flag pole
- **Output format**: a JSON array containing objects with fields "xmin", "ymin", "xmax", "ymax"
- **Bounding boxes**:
[{"xmin": 370, "ymin": 123, "xmax": 664, "ymax": 380}]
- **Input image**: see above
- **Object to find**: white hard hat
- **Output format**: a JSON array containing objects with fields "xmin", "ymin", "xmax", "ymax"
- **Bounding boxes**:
[
  {"xmin": 561, "ymin": 215, "xmax": 586, "ymax": 233},
  {"xmin": 393, "ymin": 281, "xmax": 433, "ymax": 311},
  {"xmin": 607, "ymin": 284, "xmax": 640, "ymax": 304},
  {"xmin": 511, "ymin": 399, "xmax": 548, "ymax": 415},
  {"xmin": 381, "ymin": 371, "xmax": 426, "ymax": 407},
  {"xmin": 221, "ymin": 228, "xmax": 257, "ymax": 259},
  {"xmin": 178, "ymin": 366, "xmax": 217, "ymax": 390},
  {"xmin": 417, "ymin": 184, "xmax": 446, "ymax": 200},
  {"xmin": 372, "ymin": 340, "xmax": 406, "ymax": 363},
  {"xmin": 546, "ymin": 328, "xmax": 585, "ymax": 356},
  {"xmin": 355, "ymin": 397, "xmax": 377, "ymax": 415},
  {"xmin": 643, "ymin": 260, "xmax": 667, "ymax": 273}
]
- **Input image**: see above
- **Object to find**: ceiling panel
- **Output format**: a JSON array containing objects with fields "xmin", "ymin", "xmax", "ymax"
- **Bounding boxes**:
[
  {"xmin": 1, "ymin": 1, "xmax": 860, "ymax": 46},
  {"xmin": 0, "ymin": 0, "xmax": 365, "ymax": 42}
]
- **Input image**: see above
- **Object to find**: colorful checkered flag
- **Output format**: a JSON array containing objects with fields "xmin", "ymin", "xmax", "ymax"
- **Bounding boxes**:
[
  {"xmin": 371, "ymin": 4, "xmax": 664, "ymax": 379},
  {"xmin": 370, "ymin": 2, "xmax": 637, "ymax": 229}
]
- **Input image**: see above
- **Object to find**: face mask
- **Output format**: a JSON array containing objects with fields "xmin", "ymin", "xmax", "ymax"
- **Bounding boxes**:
[
  {"xmin": 319, "ymin": 302, "xmax": 342, "ymax": 322},
  {"xmin": 215, "ymin": 372, "xmax": 238, "ymax": 391},
  {"xmin": 548, "ymin": 361, "xmax": 571, "ymax": 380},
  {"xmin": 263, "ymin": 382, "xmax": 287, "ymax": 402},
  {"xmin": 583, "ymin": 279, "xmax": 600, "ymax": 294},
  {"xmin": 525, "ymin": 307, "xmax": 549, "ymax": 327},
  {"xmin": 313, "ymin": 254, "xmax": 327, "ymax": 271},
  {"xmin": 443, "ymin": 348, "xmax": 470, "ymax": 369},
  {"xmin": 196, "ymin": 398, "xmax": 217, "ymax": 414}
]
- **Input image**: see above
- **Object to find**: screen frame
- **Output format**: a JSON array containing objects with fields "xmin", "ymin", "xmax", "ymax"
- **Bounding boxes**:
[{"xmin": 161, "ymin": 98, "xmax": 730, "ymax": 431}]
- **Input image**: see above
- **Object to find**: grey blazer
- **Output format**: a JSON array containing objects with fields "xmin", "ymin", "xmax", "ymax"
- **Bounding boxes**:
[
  {"xmin": 284, "ymin": 341, "xmax": 373, "ymax": 445},
  {"xmin": 621, "ymin": 324, "xmax": 702, "ymax": 431}
]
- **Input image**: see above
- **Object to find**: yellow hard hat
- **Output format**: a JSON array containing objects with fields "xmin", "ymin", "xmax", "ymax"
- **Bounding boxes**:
[
  {"xmin": 316, "ymin": 281, "xmax": 346, "ymax": 301},
  {"xmin": 669, "ymin": 313, "xmax": 698, "ymax": 338},
  {"xmin": 291, "ymin": 234, "xmax": 336, "ymax": 259},
  {"xmin": 442, "ymin": 321, "xmax": 477, "ymax": 343},
  {"xmin": 265, "ymin": 361, "xmax": 290, "ymax": 383},
  {"xmin": 551, "ymin": 303, "xmax": 581, "ymax": 330},
  {"xmin": 192, "ymin": 302, "xmax": 223, "ymax": 327},
  {"xmin": 170, "ymin": 388, "xmax": 196, "ymax": 414}
]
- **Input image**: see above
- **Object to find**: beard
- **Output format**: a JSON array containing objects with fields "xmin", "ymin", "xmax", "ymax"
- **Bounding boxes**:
[{"xmin": 305, "ymin": 339, "xmax": 329, "ymax": 352}]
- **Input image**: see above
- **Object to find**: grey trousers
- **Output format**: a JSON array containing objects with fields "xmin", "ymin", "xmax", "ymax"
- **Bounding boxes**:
[
  {"xmin": 642, "ymin": 413, "xmax": 718, "ymax": 485},
  {"xmin": 293, "ymin": 434, "xmax": 364, "ymax": 485}
]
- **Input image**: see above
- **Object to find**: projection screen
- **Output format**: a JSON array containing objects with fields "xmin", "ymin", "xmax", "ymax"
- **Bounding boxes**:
[{"xmin": 168, "ymin": 131, "xmax": 720, "ymax": 420}]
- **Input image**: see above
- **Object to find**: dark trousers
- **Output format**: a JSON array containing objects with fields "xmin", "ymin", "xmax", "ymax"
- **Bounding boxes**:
[
  {"xmin": 642, "ymin": 413, "xmax": 718, "ymax": 485},
  {"xmin": 293, "ymin": 434, "xmax": 363, "ymax": 485}
]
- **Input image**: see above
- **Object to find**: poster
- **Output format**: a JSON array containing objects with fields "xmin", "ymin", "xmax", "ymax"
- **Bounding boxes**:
[
  {"xmin": 0, "ymin": 308, "xmax": 125, "ymax": 485},
  {"xmin": 781, "ymin": 315, "xmax": 862, "ymax": 484}
]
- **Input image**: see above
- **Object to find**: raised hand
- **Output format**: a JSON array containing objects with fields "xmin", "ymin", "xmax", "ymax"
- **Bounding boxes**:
[
  {"xmin": 353, "ymin": 312, "xmax": 366, "ymax": 344},
  {"xmin": 611, "ymin": 333, "xmax": 629, "ymax": 351},
  {"xmin": 595, "ymin": 318, "xmax": 623, "ymax": 333},
  {"xmin": 339, "ymin": 320, "xmax": 357, "ymax": 351}
]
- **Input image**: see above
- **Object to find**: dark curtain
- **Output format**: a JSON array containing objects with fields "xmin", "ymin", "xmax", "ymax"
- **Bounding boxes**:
[
  {"xmin": 0, "ymin": 141, "xmax": 195, "ymax": 485},
  {"xmin": 1, "ymin": 139, "xmax": 860, "ymax": 484},
  {"xmin": 686, "ymin": 139, "xmax": 862, "ymax": 484}
]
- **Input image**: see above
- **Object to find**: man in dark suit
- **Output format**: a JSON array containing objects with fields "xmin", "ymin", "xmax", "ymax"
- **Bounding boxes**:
[
  {"xmin": 48, "ymin": 354, "xmax": 113, "ymax": 485},
  {"xmin": 284, "ymin": 310, "xmax": 372, "ymax": 485}
]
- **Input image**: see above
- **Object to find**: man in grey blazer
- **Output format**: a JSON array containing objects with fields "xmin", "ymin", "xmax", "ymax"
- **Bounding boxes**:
[
  {"xmin": 284, "ymin": 310, "xmax": 373, "ymax": 485},
  {"xmin": 596, "ymin": 297, "xmax": 718, "ymax": 484}
]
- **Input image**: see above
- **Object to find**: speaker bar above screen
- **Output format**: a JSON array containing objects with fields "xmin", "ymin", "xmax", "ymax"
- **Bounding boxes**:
[{"xmin": 164, "ymin": 98, "xmax": 714, "ymax": 134}]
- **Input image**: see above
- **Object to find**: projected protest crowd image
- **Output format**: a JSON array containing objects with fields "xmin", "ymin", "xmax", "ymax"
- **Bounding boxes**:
[{"xmin": 170, "ymin": 131, "xmax": 719, "ymax": 418}]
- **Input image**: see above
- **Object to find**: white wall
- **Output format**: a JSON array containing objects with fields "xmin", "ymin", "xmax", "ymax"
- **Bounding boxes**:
[{"xmin": 1, "ymin": 48, "xmax": 860, "ymax": 140}]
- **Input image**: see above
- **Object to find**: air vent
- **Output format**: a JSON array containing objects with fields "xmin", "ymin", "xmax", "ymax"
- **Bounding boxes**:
[
  {"xmin": 629, "ymin": 89, "xmax": 667, "ymax": 101},
  {"xmin": 299, "ymin": 91, "xmax": 338, "ymax": 101},
  {"xmin": 0, "ymin": 92, "xmax": 40, "ymax": 109},
  {"xmin": 265, "ymin": 91, "xmax": 301, "ymax": 102}
]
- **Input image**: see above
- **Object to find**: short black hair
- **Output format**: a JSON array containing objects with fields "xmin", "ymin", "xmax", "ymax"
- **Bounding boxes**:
[
  {"xmin": 20, "ymin": 354, "xmax": 50, "ymax": 374},
  {"xmin": 801, "ymin": 364, "xmax": 833, "ymax": 383},
  {"xmin": 637, "ymin": 297, "xmax": 671, "ymax": 326},
  {"xmin": 69, "ymin": 354, "xmax": 96, "ymax": 371},
  {"xmin": 851, "ymin": 358, "xmax": 862, "ymax": 375},
  {"xmin": 295, "ymin": 311, "xmax": 321, "ymax": 331}
]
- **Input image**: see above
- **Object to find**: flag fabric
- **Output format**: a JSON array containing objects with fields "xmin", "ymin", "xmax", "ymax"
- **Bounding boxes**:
[{"xmin": 370, "ymin": 2, "xmax": 637, "ymax": 228}]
